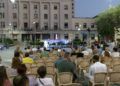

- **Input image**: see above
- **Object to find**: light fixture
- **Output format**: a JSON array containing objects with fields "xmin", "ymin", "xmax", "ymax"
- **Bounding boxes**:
[{"xmin": 10, "ymin": 0, "xmax": 15, "ymax": 3}]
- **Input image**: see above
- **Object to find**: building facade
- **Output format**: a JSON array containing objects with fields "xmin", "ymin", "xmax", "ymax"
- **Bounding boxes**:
[
  {"xmin": 0, "ymin": 0, "xmax": 97, "ymax": 42},
  {"xmin": 72, "ymin": 17, "xmax": 98, "ymax": 43}
]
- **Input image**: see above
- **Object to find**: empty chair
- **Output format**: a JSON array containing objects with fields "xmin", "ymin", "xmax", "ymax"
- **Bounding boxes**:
[
  {"xmin": 57, "ymin": 72, "xmax": 80, "ymax": 86},
  {"xmin": 112, "ymin": 64, "xmax": 120, "ymax": 72},
  {"xmin": 109, "ymin": 72, "xmax": 120, "ymax": 85},
  {"xmin": 89, "ymin": 72, "xmax": 107, "ymax": 86},
  {"xmin": 47, "ymin": 66, "xmax": 56, "ymax": 75},
  {"xmin": 31, "ymin": 67, "xmax": 38, "ymax": 75}
]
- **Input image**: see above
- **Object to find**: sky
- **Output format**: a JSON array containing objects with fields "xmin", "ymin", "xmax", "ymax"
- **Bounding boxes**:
[{"xmin": 75, "ymin": 0, "xmax": 120, "ymax": 17}]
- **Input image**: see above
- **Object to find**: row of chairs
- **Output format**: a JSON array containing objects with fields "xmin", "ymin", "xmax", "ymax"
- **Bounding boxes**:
[{"xmin": 89, "ymin": 72, "xmax": 120, "ymax": 86}]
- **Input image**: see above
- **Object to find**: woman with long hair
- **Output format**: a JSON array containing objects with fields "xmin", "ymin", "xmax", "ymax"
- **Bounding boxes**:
[{"xmin": 0, "ymin": 66, "xmax": 11, "ymax": 86}]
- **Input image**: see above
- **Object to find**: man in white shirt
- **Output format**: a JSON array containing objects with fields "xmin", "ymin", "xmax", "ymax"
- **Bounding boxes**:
[
  {"xmin": 87, "ymin": 55, "xmax": 107, "ymax": 80},
  {"xmin": 111, "ymin": 47, "xmax": 120, "ymax": 58}
]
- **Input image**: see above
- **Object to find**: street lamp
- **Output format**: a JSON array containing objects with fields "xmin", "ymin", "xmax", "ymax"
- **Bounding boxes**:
[
  {"xmin": 33, "ymin": 22, "xmax": 36, "ymax": 41},
  {"xmin": 9, "ymin": 23, "xmax": 13, "ymax": 39},
  {"xmin": 77, "ymin": 24, "xmax": 81, "ymax": 39},
  {"xmin": 10, "ymin": 0, "xmax": 15, "ymax": 3}
]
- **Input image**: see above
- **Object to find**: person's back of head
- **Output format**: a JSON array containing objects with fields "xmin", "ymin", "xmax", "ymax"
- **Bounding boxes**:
[
  {"xmin": 13, "ymin": 64, "xmax": 28, "ymax": 86},
  {"xmin": 113, "ymin": 47, "xmax": 118, "ymax": 52},
  {"xmin": 17, "ymin": 64, "xmax": 27, "ymax": 75},
  {"xmin": 14, "ymin": 64, "xmax": 28, "ymax": 86},
  {"xmin": 92, "ymin": 55, "xmax": 99, "ymax": 63},
  {"xmin": 64, "ymin": 52, "xmax": 70, "ymax": 60},
  {"xmin": 14, "ymin": 51, "xmax": 20, "ymax": 58},
  {"xmin": 0, "ymin": 66, "xmax": 8, "ymax": 86},
  {"xmin": 37, "ymin": 66, "xmax": 47, "ymax": 78},
  {"xmin": 76, "ymin": 53, "xmax": 84, "ymax": 58},
  {"xmin": 104, "ymin": 51, "xmax": 110, "ymax": 57},
  {"xmin": 25, "ymin": 52, "xmax": 29, "ymax": 57}
]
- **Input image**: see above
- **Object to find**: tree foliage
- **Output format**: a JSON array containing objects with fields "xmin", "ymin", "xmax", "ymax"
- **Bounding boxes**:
[{"xmin": 96, "ymin": 5, "xmax": 120, "ymax": 40}]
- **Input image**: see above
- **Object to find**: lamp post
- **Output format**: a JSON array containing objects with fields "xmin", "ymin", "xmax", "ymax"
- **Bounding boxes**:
[
  {"xmin": 9, "ymin": 23, "xmax": 13, "ymax": 39},
  {"xmin": 33, "ymin": 22, "xmax": 36, "ymax": 41},
  {"xmin": 76, "ymin": 24, "xmax": 81, "ymax": 39}
]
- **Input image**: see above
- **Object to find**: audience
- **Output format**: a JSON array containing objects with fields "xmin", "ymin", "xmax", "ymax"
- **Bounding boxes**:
[
  {"xmin": 3, "ymin": 41, "xmax": 120, "ymax": 86},
  {"xmin": 54, "ymin": 50, "xmax": 65, "ymax": 68},
  {"xmin": 57, "ymin": 52, "xmax": 78, "ymax": 81},
  {"xmin": 12, "ymin": 52, "xmax": 22, "ymax": 69},
  {"xmin": 22, "ymin": 52, "xmax": 34, "ymax": 64},
  {"xmin": 111, "ymin": 47, "xmax": 120, "ymax": 58},
  {"xmin": 0, "ymin": 66, "xmax": 11, "ymax": 86},
  {"xmin": 87, "ymin": 55, "xmax": 107, "ymax": 80},
  {"xmin": 101, "ymin": 51, "xmax": 112, "ymax": 63},
  {"xmin": 13, "ymin": 64, "xmax": 29, "ymax": 86},
  {"xmin": 36, "ymin": 66, "xmax": 54, "ymax": 86}
]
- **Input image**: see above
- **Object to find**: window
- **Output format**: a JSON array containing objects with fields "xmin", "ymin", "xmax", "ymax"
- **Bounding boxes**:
[
  {"xmin": 54, "ymin": 23, "xmax": 58, "ymax": 30},
  {"xmin": 91, "ymin": 34, "xmax": 95, "ymax": 40},
  {"xmin": 35, "ymin": 22, "xmax": 39, "ymax": 29},
  {"xmin": 83, "ymin": 23, "xmax": 87, "ymax": 28},
  {"xmin": 64, "ymin": 14, "xmax": 68, "ymax": 19},
  {"xmin": 64, "ymin": 5, "xmax": 68, "ymax": 10},
  {"xmin": 23, "ymin": 4, "xmax": 27, "ymax": 9},
  {"xmin": 44, "ymin": 14, "xmax": 48, "ymax": 19},
  {"xmin": 75, "ymin": 34, "xmax": 79, "ymax": 39},
  {"xmin": 64, "ymin": 34, "xmax": 69, "ymax": 39},
  {"xmin": 44, "ymin": 23, "xmax": 48, "ymax": 30},
  {"xmin": 24, "ymin": 22, "xmax": 28, "ymax": 28},
  {"xmin": 13, "ymin": 22, "xmax": 17, "ymax": 29},
  {"xmin": 0, "ymin": 22, "xmax": 5, "ymax": 28},
  {"xmin": 75, "ymin": 23, "xmax": 79, "ymax": 29},
  {"xmin": 23, "ymin": 13, "xmax": 27, "ymax": 19},
  {"xmin": 0, "ymin": 12, "xmax": 5, "ymax": 19},
  {"xmin": 34, "ymin": 14, "xmax": 38, "ymax": 19},
  {"xmin": 54, "ymin": 5, "xmax": 57, "ymax": 10},
  {"xmin": 91, "ymin": 23, "xmax": 94, "ymax": 28},
  {"xmin": 44, "ymin": 5, "xmax": 48, "ymax": 10},
  {"xmin": 0, "ymin": 3, "xmax": 4, "ymax": 8},
  {"xmin": 54, "ymin": 14, "xmax": 57, "ymax": 19},
  {"xmin": 64, "ymin": 22, "xmax": 68, "ymax": 28},
  {"xmin": 13, "ymin": 4, "xmax": 17, "ymax": 9},
  {"xmin": 13, "ymin": 13, "xmax": 17, "ymax": 19},
  {"xmin": 34, "ymin": 5, "xmax": 38, "ymax": 9}
]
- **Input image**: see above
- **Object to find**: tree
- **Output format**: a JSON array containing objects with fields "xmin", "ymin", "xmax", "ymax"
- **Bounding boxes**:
[{"xmin": 96, "ymin": 5, "xmax": 120, "ymax": 41}]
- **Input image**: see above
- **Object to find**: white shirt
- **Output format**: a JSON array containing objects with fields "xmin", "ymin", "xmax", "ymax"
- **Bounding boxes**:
[
  {"xmin": 82, "ymin": 50, "xmax": 89, "ymax": 56},
  {"xmin": 88, "ymin": 62, "xmax": 107, "ymax": 80},
  {"xmin": 36, "ymin": 77, "xmax": 54, "ymax": 86},
  {"xmin": 111, "ymin": 52, "xmax": 120, "ymax": 58}
]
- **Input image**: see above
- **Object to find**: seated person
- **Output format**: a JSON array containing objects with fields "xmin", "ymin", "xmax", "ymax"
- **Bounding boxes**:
[
  {"xmin": 54, "ymin": 50, "xmax": 65, "ymax": 68},
  {"xmin": 13, "ymin": 64, "xmax": 29, "ymax": 86},
  {"xmin": 57, "ymin": 52, "xmax": 78, "ymax": 81},
  {"xmin": 111, "ymin": 47, "xmax": 120, "ymax": 58},
  {"xmin": 35, "ymin": 66, "xmax": 54, "ymax": 86},
  {"xmin": 22, "ymin": 52, "xmax": 34, "ymax": 64},
  {"xmin": 0, "ymin": 66, "xmax": 11, "ymax": 86},
  {"xmin": 87, "ymin": 55, "xmax": 107, "ymax": 80},
  {"xmin": 12, "ymin": 52, "xmax": 22, "ymax": 69}
]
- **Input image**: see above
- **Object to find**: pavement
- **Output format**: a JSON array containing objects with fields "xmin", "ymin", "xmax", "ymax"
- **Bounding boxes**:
[{"xmin": 0, "ymin": 46, "xmax": 17, "ymax": 67}]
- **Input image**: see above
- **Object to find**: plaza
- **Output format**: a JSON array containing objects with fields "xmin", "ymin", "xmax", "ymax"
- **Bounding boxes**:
[{"xmin": 0, "ymin": 0, "xmax": 120, "ymax": 86}]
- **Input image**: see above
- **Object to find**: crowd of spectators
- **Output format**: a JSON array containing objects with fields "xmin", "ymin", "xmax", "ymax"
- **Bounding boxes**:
[{"xmin": 0, "ymin": 41, "xmax": 120, "ymax": 86}]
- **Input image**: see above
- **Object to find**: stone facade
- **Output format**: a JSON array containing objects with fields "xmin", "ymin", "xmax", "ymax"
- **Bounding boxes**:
[{"xmin": 0, "ymin": 0, "xmax": 97, "ymax": 42}]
